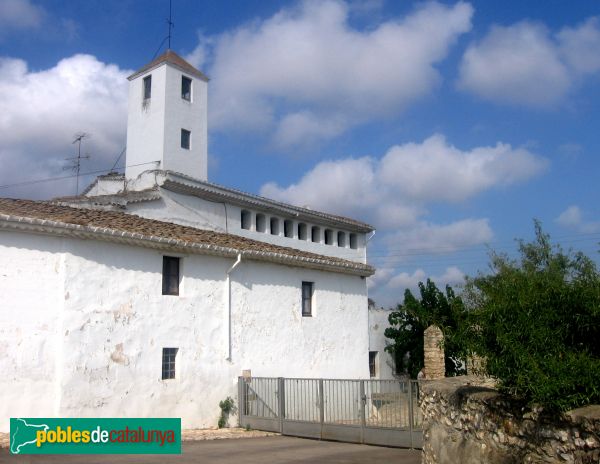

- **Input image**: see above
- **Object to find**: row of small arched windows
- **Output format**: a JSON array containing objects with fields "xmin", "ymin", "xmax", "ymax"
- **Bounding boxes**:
[{"xmin": 240, "ymin": 210, "xmax": 358, "ymax": 249}]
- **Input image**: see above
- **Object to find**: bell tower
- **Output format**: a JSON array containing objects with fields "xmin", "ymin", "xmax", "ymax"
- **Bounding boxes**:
[{"xmin": 125, "ymin": 50, "xmax": 208, "ymax": 181}]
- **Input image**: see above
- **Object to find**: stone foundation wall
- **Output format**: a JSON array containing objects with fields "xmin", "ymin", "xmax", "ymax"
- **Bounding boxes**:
[{"xmin": 420, "ymin": 376, "xmax": 600, "ymax": 464}]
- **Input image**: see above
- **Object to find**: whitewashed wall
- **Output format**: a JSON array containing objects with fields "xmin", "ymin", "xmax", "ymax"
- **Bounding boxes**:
[
  {"xmin": 0, "ymin": 232, "xmax": 64, "ymax": 426},
  {"xmin": 0, "ymin": 230, "xmax": 368, "ymax": 431},
  {"xmin": 368, "ymin": 308, "xmax": 400, "ymax": 379}
]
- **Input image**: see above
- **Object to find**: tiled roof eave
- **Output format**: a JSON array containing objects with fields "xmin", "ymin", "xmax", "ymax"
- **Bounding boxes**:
[{"xmin": 0, "ymin": 214, "xmax": 374, "ymax": 277}]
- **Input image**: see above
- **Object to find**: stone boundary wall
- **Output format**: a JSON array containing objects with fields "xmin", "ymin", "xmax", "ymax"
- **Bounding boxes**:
[{"xmin": 420, "ymin": 376, "xmax": 600, "ymax": 464}]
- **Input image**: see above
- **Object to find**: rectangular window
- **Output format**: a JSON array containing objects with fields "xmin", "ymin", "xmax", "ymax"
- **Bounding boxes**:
[
  {"xmin": 143, "ymin": 75, "xmax": 152, "ymax": 100},
  {"xmin": 162, "ymin": 256, "xmax": 180, "ymax": 295},
  {"xmin": 302, "ymin": 281, "xmax": 313, "ymax": 317},
  {"xmin": 181, "ymin": 129, "xmax": 191, "ymax": 150},
  {"xmin": 162, "ymin": 347, "xmax": 178, "ymax": 380},
  {"xmin": 181, "ymin": 76, "xmax": 192, "ymax": 101},
  {"xmin": 369, "ymin": 351, "xmax": 378, "ymax": 378}
]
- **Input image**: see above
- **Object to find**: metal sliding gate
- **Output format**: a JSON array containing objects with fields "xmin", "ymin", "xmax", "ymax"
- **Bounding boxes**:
[{"xmin": 238, "ymin": 377, "xmax": 422, "ymax": 449}]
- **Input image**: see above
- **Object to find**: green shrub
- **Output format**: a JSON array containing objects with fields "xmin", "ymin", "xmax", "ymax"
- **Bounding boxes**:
[
  {"xmin": 218, "ymin": 397, "xmax": 236, "ymax": 428},
  {"xmin": 453, "ymin": 222, "xmax": 600, "ymax": 412}
]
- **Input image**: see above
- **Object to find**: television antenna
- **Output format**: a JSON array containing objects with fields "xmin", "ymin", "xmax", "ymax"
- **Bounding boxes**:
[
  {"xmin": 151, "ymin": 0, "xmax": 175, "ymax": 59},
  {"xmin": 167, "ymin": 0, "xmax": 174, "ymax": 49},
  {"xmin": 64, "ymin": 132, "xmax": 91, "ymax": 195}
]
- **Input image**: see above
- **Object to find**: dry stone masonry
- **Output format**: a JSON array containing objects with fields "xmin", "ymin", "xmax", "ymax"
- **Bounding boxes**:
[
  {"xmin": 420, "ymin": 376, "xmax": 600, "ymax": 464},
  {"xmin": 423, "ymin": 325, "xmax": 445, "ymax": 380}
]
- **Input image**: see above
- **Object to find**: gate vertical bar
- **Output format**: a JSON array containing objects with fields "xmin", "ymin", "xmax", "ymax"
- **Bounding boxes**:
[
  {"xmin": 318, "ymin": 379, "xmax": 324, "ymax": 439},
  {"xmin": 408, "ymin": 380, "xmax": 414, "ymax": 448},
  {"xmin": 359, "ymin": 380, "xmax": 366, "ymax": 444},
  {"xmin": 278, "ymin": 377, "xmax": 285, "ymax": 433}
]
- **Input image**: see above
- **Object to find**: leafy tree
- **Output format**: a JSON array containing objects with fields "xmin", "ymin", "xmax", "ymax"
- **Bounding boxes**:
[
  {"xmin": 453, "ymin": 221, "xmax": 600, "ymax": 412},
  {"xmin": 384, "ymin": 279, "xmax": 467, "ymax": 378}
]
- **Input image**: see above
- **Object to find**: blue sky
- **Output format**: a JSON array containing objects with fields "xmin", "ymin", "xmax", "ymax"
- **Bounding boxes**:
[{"xmin": 1, "ymin": 0, "xmax": 599, "ymax": 306}]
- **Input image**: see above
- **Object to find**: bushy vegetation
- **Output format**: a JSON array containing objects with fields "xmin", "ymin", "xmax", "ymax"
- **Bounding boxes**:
[
  {"xmin": 384, "ymin": 279, "xmax": 467, "ymax": 378},
  {"xmin": 453, "ymin": 222, "xmax": 600, "ymax": 412},
  {"xmin": 385, "ymin": 222, "xmax": 600, "ymax": 413},
  {"xmin": 218, "ymin": 397, "xmax": 236, "ymax": 428}
]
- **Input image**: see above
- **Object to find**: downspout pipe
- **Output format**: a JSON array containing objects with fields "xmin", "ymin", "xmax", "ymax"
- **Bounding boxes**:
[{"xmin": 225, "ymin": 253, "xmax": 242, "ymax": 361}]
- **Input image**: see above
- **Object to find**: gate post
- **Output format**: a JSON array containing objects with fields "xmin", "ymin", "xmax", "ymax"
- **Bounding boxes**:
[
  {"xmin": 278, "ymin": 377, "xmax": 285, "ymax": 433},
  {"xmin": 238, "ymin": 377, "xmax": 243, "ymax": 427},
  {"xmin": 408, "ymin": 380, "xmax": 414, "ymax": 449},
  {"xmin": 359, "ymin": 380, "xmax": 366, "ymax": 444}
]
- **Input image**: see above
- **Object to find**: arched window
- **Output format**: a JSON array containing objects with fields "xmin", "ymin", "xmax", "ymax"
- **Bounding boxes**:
[
  {"xmin": 284, "ymin": 220, "xmax": 294, "ymax": 238},
  {"xmin": 324, "ymin": 229, "xmax": 334, "ymax": 245},
  {"xmin": 241, "ymin": 210, "xmax": 251, "ymax": 230},
  {"xmin": 298, "ymin": 223, "xmax": 308, "ymax": 240},
  {"xmin": 270, "ymin": 217, "xmax": 280, "ymax": 235},
  {"xmin": 256, "ymin": 214, "xmax": 266, "ymax": 233},
  {"xmin": 349, "ymin": 233, "xmax": 358, "ymax": 249},
  {"xmin": 311, "ymin": 226, "xmax": 321, "ymax": 243}
]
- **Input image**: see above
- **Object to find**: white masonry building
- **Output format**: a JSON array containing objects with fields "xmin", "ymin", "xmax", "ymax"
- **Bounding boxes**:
[{"xmin": 0, "ymin": 51, "xmax": 376, "ymax": 430}]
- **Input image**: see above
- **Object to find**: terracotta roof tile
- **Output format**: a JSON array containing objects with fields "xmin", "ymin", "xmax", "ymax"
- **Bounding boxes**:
[
  {"xmin": 0, "ymin": 198, "xmax": 373, "ymax": 275},
  {"xmin": 128, "ymin": 50, "xmax": 209, "ymax": 81}
]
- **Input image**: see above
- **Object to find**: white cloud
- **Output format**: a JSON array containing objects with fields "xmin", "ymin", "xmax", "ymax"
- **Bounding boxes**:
[
  {"xmin": 0, "ymin": 0, "xmax": 44, "ymax": 31},
  {"xmin": 0, "ymin": 54, "xmax": 130, "ymax": 198},
  {"xmin": 378, "ymin": 134, "xmax": 548, "ymax": 202},
  {"xmin": 260, "ymin": 135, "xmax": 548, "ymax": 298},
  {"xmin": 191, "ymin": 0, "xmax": 473, "ymax": 148},
  {"xmin": 555, "ymin": 205, "xmax": 600, "ymax": 233},
  {"xmin": 383, "ymin": 219, "xmax": 493, "ymax": 253},
  {"xmin": 262, "ymin": 134, "xmax": 545, "ymax": 300},
  {"xmin": 558, "ymin": 17, "xmax": 600, "ymax": 75},
  {"xmin": 261, "ymin": 134, "xmax": 548, "ymax": 228},
  {"xmin": 387, "ymin": 266, "xmax": 465, "ymax": 292},
  {"xmin": 458, "ymin": 17, "xmax": 600, "ymax": 107}
]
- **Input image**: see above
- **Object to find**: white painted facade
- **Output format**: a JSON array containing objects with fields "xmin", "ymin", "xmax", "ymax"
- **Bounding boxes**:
[
  {"xmin": 0, "ymin": 51, "xmax": 377, "ymax": 431},
  {"xmin": 0, "ymin": 229, "xmax": 369, "ymax": 431},
  {"xmin": 125, "ymin": 55, "xmax": 208, "ymax": 181}
]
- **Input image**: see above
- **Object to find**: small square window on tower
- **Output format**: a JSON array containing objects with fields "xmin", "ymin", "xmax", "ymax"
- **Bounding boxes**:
[
  {"xmin": 162, "ymin": 347, "xmax": 178, "ymax": 380},
  {"xmin": 181, "ymin": 76, "xmax": 192, "ymax": 101},
  {"xmin": 181, "ymin": 129, "xmax": 191, "ymax": 150},
  {"xmin": 143, "ymin": 75, "xmax": 152, "ymax": 100},
  {"xmin": 162, "ymin": 256, "xmax": 180, "ymax": 295}
]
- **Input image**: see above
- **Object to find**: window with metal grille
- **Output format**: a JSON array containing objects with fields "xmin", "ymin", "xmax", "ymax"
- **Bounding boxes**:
[
  {"xmin": 302, "ymin": 281, "xmax": 313, "ymax": 317},
  {"xmin": 162, "ymin": 347, "xmax": 178, "ymax": 380},
  {"xmin": 143, "ymin": 75, "xmax": 152, "ymax": 100},
  {"xmin": 369, "ymin": 351, "xmax": 378, "ymax": 378},
  {"xmin": 181, "ymin": 129, "xmax": 191, "ymax": 150},
  {"xmin": 181, "ymin": 76, "xmax": 192, "ymax": 101},
  {"xmin": 162, "ymin": 256, "xmax": 180, "ymax": 295}
]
